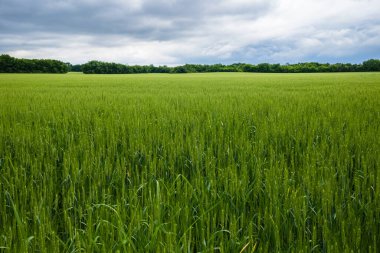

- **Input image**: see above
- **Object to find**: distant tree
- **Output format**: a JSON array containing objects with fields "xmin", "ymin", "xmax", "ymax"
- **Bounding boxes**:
[
  {"xmin": 270, "ymin": 64, "xmax": 282, "ymax": 73},
  {"xmin": 172, "ymin": 66, "xmax": 188, "ymax": 73},
  {"xmin": 0, "ymin": 54, "xmax": 16, "ymax": 72},
  {"xmin": 70, "ymin": 64, "xmax": 82, "ymax": 72},
  {"xmin": 362, "ymin": 59, "xmax": 380, "ymax": 71},
  {"xmin": 77, "ymin": 58, "xmax": 380, "ymax": 74},
  {"xmin": 0, "ymin": 54, "xmax": 69, "ymax": 73},
  {"xmin": 257, "ymin": 63, "xmax": 270, "ymax": 72}
]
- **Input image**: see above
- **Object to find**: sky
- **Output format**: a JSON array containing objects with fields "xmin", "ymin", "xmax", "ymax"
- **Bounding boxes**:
[{"xmin": 0, "ymin": 0, "xmax": 380, "ymax": 65}]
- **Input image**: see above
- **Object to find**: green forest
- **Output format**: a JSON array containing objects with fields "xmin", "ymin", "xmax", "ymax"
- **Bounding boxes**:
[
  {"xmin": 0, "ymin": 54, "xmax": 69, "ymax": 73},
  {"xmin": 1, "ymin": 54, "xmax": 380, "ymax": 74}
]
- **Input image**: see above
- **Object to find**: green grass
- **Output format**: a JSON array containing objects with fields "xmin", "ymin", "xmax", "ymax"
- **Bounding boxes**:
[{"xmin": 0, "ymin": 72, "xmax": 379, "ymax": 252}]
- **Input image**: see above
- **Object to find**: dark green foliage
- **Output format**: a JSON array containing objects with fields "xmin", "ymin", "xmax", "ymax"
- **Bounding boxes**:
[
  {"xmin": 172, "ymin": 65, "xmax": 188, "ymax": 73},
  {"xmin": 81, "ymin": 61, "xmax": 171, "ymax": 74},
  {"xmin": 0, "ymin": 54, "xmax": 69, "ymax": 73},
  {"xmin": 80, "ymin": 59, "xmax": 379, "ymax": 74},
  {"xmin": 256, "ymin": 63, "xmax": 271, "ymax": 72},
  {"xmin": 362, "ymin": 59, "xmax": 380, "ymax": 71},
  {"xmin": 68, "ymin": 64, "xmax": 82, "ymax": 72},
  {"xmin": 2, "ymin": 54, "xmax": 379, "ymax": 74}
]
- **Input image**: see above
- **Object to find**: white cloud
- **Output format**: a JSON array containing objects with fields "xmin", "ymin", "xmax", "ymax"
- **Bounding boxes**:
[{"xmin": 1, "ymin": 0, "xmax": 379, "ymax": 64}]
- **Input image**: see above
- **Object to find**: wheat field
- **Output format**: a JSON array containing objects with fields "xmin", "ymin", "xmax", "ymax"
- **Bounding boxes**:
[{"xmin": 0, "ymin": 73, "xmax": 379, "ymax": 252}]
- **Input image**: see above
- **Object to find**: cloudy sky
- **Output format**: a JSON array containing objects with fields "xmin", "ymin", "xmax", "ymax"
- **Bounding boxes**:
[{"xmin": 1, "ymin": 0, "xmax": 379, "ymax": 65}]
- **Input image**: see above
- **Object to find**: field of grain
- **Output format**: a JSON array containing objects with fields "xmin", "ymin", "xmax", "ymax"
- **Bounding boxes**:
[{"xmin": 0, "ymin": 73, "xmax": 379, "ymax": 252}]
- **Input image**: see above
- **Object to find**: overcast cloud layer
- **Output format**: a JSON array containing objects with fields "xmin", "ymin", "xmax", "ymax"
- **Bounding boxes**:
[{"xmin": 1, "ymin": 0, "xmax": 379, "ymax": 65}]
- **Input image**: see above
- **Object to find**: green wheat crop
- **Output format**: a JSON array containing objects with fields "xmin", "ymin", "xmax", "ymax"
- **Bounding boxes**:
[{"xmin": 0, "ymin": 72, "xmax": 379, "ymax": 252}]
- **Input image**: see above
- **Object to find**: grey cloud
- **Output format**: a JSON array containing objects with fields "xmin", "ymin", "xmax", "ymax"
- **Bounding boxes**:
[
  {"xmin": 0, "ymin": 0, "xmax": 274, "ymax": 40},
  {"xmin": 0, "ymin": 0, "xmax": 379, "ymax": 64}
]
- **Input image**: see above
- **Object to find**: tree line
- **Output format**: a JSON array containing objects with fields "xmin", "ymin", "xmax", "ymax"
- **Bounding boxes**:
[
  {"xmin": 77, "ymin": 59, "xmax": 380, "ymax": 74},
  {"xmin": 0, "ymin": 54, "xmax": 69, "ymax": 73},
  {"xmin": 2, "ymin": 54, "xmax": 380, "ymax": 74}
]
